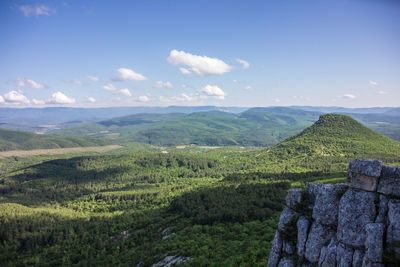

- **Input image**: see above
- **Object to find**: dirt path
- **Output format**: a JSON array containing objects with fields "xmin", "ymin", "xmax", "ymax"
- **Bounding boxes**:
[{"xmin": 0, "ymin": 145, "xmax": 123, "ymax": 158}]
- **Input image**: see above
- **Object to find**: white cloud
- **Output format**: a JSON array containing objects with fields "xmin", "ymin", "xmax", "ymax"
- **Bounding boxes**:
[
  {"xmin": 118, "ymin": 88, "xmax": 132, "ymax": 97},
  {"xmin": 4, "ymin": 90, "xmax": 30, "ymax": 104},
  {"xmin": 181, "ymin": 83, "xmax": 189, "ymax": 88},
  {"xmin": 103, "ymin": 83, "xmax": 117, "ymax": 91},
  {"xmin": 244, "ymin": 85, "xmax": 253, "ymax": 90},
  {"xmin": 376, "ymin": 90, "xmax": 387, "ymax": 95},
  {"xmin": 171, "ymin": 93, "xmax": 194, "ymax": 102},
  {"xmin": 19, "ymin": 5, "xmax": 51, "ymax": 17},
  {"xmin": 236, "ymin": 58, "xmax": 250, "ymax": 69},
  {"xmin": 16, "ymin": 78, "xmax": 45, "ymax": 89},
  {"xmin": 87, "ymin": 97, "xmax": 96, "ymax": 103},
  {"xmin": 49, "ymin": 91, "xmax": 75, "ymax": 104},
  {"xmin": 167, "ymin": 49, "xmax": 232, "ymax": 77},
  {"xmin": 32, "ymin": 98, "xmax": 45, "ymax": 105},
  {"xmin": 113, "ymin": 68, "xmax": 147, "ymax": 81},
  {"xmin": 341, "ymin": 94, "xmax": 356, "ymax": 99},
  {"xmin": 198, "ymin": 85, "xmax": 227, "ymax": 100},
  {"xmin": 0, "ymin": 96, "xmax": 4, "ymax": 103},
  {"xmin": 87, "ymin": 75, "xmax": 100, "ymax": 82},
  {"xmin": 272, "ymin": 98, "xmax": 281, "ymax": 103},
  {"xmin": 153, "ymin": 81, "xmax": 173, "ymax": 89},
  {"xmin": 70, "ymin": 79, "xmax": 83, "ymax": 86},
  {"xmin": 179, "ymin": 67, "xmax": 192, "ymax": 76},
  {"xmin": 138, "ymin": 95, "xmax": 149, "ymax": 102},
  {"xmin": 369, "ymin": 80, "xmax": 379, "ymax": 86}
]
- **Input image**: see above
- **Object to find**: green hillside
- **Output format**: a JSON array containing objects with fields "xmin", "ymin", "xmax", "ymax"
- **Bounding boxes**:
[
  {"xmin": 1, "ymin": 114, "xmax": 400, "ymax": 266},
  {"xmin": 0, "ymin": 128, "xmax": 109, "ymax": 151}
]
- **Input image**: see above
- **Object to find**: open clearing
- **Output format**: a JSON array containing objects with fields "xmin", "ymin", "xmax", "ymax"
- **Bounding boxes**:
[{"xmin": 0, "ymin": 145, "xmax": 123, "ymax": 158}]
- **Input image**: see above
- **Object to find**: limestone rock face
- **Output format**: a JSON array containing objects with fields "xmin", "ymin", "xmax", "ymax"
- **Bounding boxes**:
[
  {"xmin": 352, "ymin": 250, "xmax": 364, "ymax": 267},
  {"xmin": 348, "ymin": 159, "xmax": 382, "ymax": 191},
  {"xmin": 386, "ymin": 200, "xmax": 400, "ymax": 255},
  {"xmin": 318, "ymin": 237, "xmax": 337, "ymax": 267},
  {"xmin": 337, "ymin": 189, "xmax": 376, "ymax": 247},
  {"xmin": 375, "ymin": 194, "xmax": 388, "ymax": 224},
  {"xmin": 365, "ymin": 223, "xmax": 385, "ymax": 263},
  {"xmin": 277, "ymin": 257, "xmax": 295, "ymax": 267},
  {"xmin": 304, "ymin": 222, "xmax": 334, "ymax": 263},
  {"xmin": 296, "ymin": 216, "xmax": 310, "ymax": 257},
  {"xmin": 285, "ymin": 188, "xmax": 303, "ymax": 209},
  {"xmin": 267, "ymin": 231, "xmax": 282, "ymax": 267},
  {"xmin": 278, "ymin": 208, "xmax": 297, "ymax": 231},
  {"xmin": 377, "ymin": 165, "xmax": 400, "ymax": 197},
  {"xmin": 312, "ymin": 184, "xmax": 340, "ymax": 226},
  {"xmin": 336, "ymin": 242, "xmax": 353, "ymax": 267}
]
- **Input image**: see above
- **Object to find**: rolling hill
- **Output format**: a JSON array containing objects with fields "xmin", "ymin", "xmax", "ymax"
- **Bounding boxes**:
[{"xmin": 0, "ymin": 128, "xmax": 109, "ymax": 151}]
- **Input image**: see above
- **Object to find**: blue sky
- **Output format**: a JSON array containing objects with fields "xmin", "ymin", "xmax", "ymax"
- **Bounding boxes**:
[{"xmin": 0, "ymin": 0, "xmax": 399, "ymax": 108}]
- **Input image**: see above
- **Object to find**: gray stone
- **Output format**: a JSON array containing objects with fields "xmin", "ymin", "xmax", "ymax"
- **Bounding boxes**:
[
  {"xmin": 375, "ymin": 194, "xmax": 388, "ymax": 223},
  {"xmin": 337, "ymin": 189, "xmax": 377, "ymax": 246},
  {"xmin": 267, "ymin": 231, "xmax": 282, "ymax": 267},
  {"xmin": 304, "ymin": 222, "xmax": 334, "ymax": 263},
  {"xmin": 365, "ymin": 223, "xmax": 385, "ymax": 262},
  {"xmin": 334, "ymin": 183, "xmax": 349, "ymax": 194},
  {"xmin": 352, "ymin": 250, "xmax": 364, "ymax": 267},
  {"xmin": 318, "ymin": 237, "xmax": 337, "ymax": 267},
  {"xmin": 377, "ymin": 165, "xmax": 400, "ymax": 197},
  {"xmin": 277, "ymin": 257, "xmax": 295, "ymax": 267},
  {"xmin": 282, "ymin": 240, "xmax": 295, "ymax": 255},
  {"xmin": 348, "ymin": 159, "xmax": 383, "ymax": 178},
  {"xmin": 297, "ymin": 216, "xmax": 310, "ymax": 257},
  {"xmin": 278, "ymin": 208, "xmax": 298, "ymax": 231},
  {"xmin": 312, "ymin": 184, "xmax": 340, "ymax": 225},
  {"xmin": 286, "ymin": 188, "xmax": 303, "ymax": 210},
  {"xmin": 306, "ymin": 183, "xmax": 324, "ymax": 206},
  {"xmin": 361, "ymin": 256, "xmax": 384, "ymax": 267},
  {"xmin": 336, "ymin": 242, "xmax": 353, "ymax": 267},
  {"xmin": 386, "ymin": 200, "xmax": 400, "ymax": 255},
  {"xmin": 348, "ymin": 172, "xmax": 379, "ymax": 192}
]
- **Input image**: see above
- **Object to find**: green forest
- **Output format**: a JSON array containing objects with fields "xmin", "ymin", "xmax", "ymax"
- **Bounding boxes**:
[{"xmin": 1, "ymin": 114, "xmax": 400, "ymax": 266}]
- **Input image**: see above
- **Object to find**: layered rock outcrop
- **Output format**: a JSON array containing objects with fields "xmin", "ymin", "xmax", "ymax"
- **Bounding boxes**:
[{"xmin": 267, "ymin": 159, "xmax": 400, "ymax": 267}]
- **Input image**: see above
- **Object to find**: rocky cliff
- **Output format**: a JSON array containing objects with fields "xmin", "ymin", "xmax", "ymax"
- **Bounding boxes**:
[{"xmin": 267, "ymin": 159, "xmax": 400, "ymax": 267}]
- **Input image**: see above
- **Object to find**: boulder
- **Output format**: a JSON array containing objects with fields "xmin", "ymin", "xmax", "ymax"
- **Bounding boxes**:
[
  {"xmin": 337, "ymin": 189, "xmax": 377, "ymax": 246},
  {"xmin": 352, "ymin": 250, "xmax": 364, "ymax": 267},
  {"xmin": 304, "ymin": 222, "xmax": 334, "ymax": 263},
  {"xmin": 312, "ymin": 184, "xmax": 340, "ymax": 225},
  {"xmin": 365, "ymin": 223, "xmax": 385, "ymax": 263},
  {"xmin": 267, "ymin": 231, "xmax": 282, "ymax": 267},
  {"xmin": 286, "ymin": 188, "xmax": 303, "ymax": 210},
  {"xmin": 375, "ymin": 194, "xmax": 388, "ymax": 224},
  {"xmin": 278, "ymin": 208, "xmax": 298, "ymax": 231},
  {"xmin": 348, "ymin": 159, "xmax": 382, "ymax": 191},
  {"xmin": 336, "ymin": 242, "xmax": 353, "ymax": 267},
  {"xmin": 318, "ymin": 237, "xmax": 337, "ymax": 267},
  {"xmin": 377, "ymin": 165, "xmax": 400, "ymax": 197},
  {"xmin": 386, "ymin": 200, "xmax": 400, "ymax": 255},
  {"xmin": 297, "ymin": 216, "xmax": 310, "ymax": 257}
]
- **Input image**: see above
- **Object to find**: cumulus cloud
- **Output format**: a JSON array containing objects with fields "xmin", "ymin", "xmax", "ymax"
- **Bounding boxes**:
[
  {"xmin": 167, "ymin": 49, "xmax": 232, "ymax": 77},
  {"xmin": 118, "ymin": 88, "xmax": 132, "ymax": 97},
  {"xmin": 341, "ymin": 94, "xmax": 356, "ymax": 99},
  {"xmin": 171, "ymin": 93, "xmax": 194, "ymax": 102},
  {"xmin": 113, "ymin": 68, "xmax": 147, "ymax": 81},
  {"xmin": 369, "ymin": 80, "xmax": 379, "ymax": 86},
  {"xmin": 87, "ymin": 75, "xmax": 100, "ymax": 82},
  {"xmin": 103, "ymin": 83, "xmax": 117, "ymax": 91},
  {"xmin": 0, "ymin": 96, "xmax": 5, "ymax": 103},
  {"xmin": 4, "ymin": 90, "xmax": 30, "ymax": 104},
  {"xmin": 70, "ymin": 79, "xmax": 83, "ymax": 86},
  {"xmin": 244, "ymin": 85, "xmax": 253, "ymax": 90},
  {"xmin": 179, "ymin": 67, "xmax": 192, "ymax": 76},
  {"xmin": 153, "ymin": 81, "xmax": 173, "ymax": 89},
  {"xmin": 32, "ymin": 98, "xmax": 45, "ymax": 105},
  {"xmin": 198, "ymin": 85, "xmax": 227, "ymax": 100},
  {"xmin": 236, "ymin": 58, "xmax": 250, "ymax": 69},
  {"xmin": 87, "ymin": 97, "xmax": 96, "ymax": 103},
  {"xmin": 19, "ymin": 5, "xmax": 51, "ymax": 17},
  {"xmin": 138, "ymin": 95, "xmax": 149, "ymax": 102},
  {"xmin": 16, "ymin": 78, "xmax": 45, "ymax": 89},
  {"xmin": 49, "ymin": 91, "xmax": 75, "ymax": 104},
  {"xmin": 376, "ymin": 90, "xmax": 387, "ymax": 95}
]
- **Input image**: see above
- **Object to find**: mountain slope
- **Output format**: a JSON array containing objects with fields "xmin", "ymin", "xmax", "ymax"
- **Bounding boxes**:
[{"xmin": 0, "ymin": 128, "xmax": 109, "ymax": 151}]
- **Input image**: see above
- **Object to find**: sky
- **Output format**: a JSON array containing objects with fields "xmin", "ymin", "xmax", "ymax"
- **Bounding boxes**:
[{"xmin": 0, "ymin": 0, "xmax": 399, "ymax": 108}]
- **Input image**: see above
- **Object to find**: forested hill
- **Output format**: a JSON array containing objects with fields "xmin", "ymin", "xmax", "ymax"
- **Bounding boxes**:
[{"xmin": 0, "ymin": 128, "xmax": 109, "ymax": 151}]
